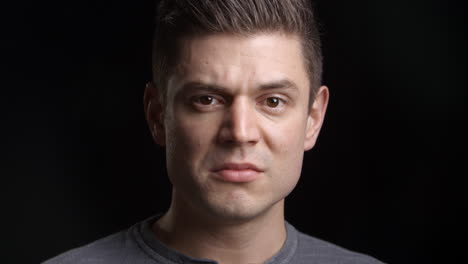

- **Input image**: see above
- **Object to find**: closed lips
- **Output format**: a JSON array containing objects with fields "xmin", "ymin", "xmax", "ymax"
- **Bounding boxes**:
[
  {"xmin": 212, "ymin": 163, "xmax": 263, "ymax": 172},
  {"xmin": 212, "ymin": 163, "xmax": 264, "ymax": 183}
]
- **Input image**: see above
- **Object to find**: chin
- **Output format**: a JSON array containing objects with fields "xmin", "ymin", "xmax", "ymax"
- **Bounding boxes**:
[
  {"xmin": 200, "ymin": 192, "xmax": 279, "ymax": 223},
  {"xmin": 208, "ymin": 206, "xmax": 265, "ymax": 224}
]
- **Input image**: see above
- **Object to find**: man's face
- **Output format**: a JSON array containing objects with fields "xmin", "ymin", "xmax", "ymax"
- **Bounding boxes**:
[{"xmin": 149, "ymin": 32, "xmax": 327, "ymax": 222}]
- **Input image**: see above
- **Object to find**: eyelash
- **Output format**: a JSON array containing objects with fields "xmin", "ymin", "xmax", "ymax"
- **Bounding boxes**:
[
  {"xmin": 261, "ymin": 97, "xmax": 285, "ymax": 107},
  {"xmin": 190, "ymin": 94, "xmax": 288, "ymax": 113},
  {"xmin": 191, "ymin": 95, "xmax": 224, "ymax": 107}
]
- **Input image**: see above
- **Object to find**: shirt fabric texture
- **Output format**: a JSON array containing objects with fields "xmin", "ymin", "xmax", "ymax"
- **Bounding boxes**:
[{"xmin": 43, "ymin": 214, "xmax": 384, "ymax": 264}]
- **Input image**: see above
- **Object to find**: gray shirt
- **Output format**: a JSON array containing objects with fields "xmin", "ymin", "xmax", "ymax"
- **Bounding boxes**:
[{"xmin": 43, "ymin": 214, "xmax": 384, "ymax": 264}]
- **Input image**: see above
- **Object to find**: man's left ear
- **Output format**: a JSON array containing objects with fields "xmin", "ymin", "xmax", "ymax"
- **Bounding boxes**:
[{"xmin": 304, "ymin": 85, "xmax": 329, "ymax": 151}]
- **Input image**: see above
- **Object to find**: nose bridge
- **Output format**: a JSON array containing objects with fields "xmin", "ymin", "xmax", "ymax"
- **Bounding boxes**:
[{"xmin": 220, "ymin": 96, "xmax": 259, "ymax": 144}]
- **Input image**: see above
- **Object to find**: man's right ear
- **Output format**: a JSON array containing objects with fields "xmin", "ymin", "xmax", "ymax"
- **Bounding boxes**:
[{"xmin": 144, "ymin": 82, "xmax": 166, "ymax": 146}]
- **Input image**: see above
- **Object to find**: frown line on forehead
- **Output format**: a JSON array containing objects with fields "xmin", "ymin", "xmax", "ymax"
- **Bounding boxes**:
[
  {"xmin": 177, "ymin": 33, "xmax": 303, "ymax": 68},
  {"xmin": 178, "ymin": 79, "xmax": 300, "ymax": 94}
]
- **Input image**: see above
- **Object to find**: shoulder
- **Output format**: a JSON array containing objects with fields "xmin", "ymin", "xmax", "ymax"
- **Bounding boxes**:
[
  {"xmin": 42, "ymin": 229, "xmax": 143, "ymax": 264},
  {"xmin": 294, "ymin": 230, "xmax": 385, "ymax": 264}
]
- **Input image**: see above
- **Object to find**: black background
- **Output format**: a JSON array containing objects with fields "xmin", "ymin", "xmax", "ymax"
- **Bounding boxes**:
[{"xmin": 2, "ymin": 0, "xmax": 465, "ymax": 263}]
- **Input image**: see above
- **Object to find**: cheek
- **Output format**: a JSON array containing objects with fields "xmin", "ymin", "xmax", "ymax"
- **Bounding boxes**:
[
  {"xmin": 268, "ymin": 116, "xmax": 307, "ymax": 156},
  {"xmin": 165, "ymin": 112, "xmax": 219, "ymax": 170},
  {"xmin": 267, "ymin": 119, "xmax": 307, "ymax": 187},
  {"xmin": 164, "ymin": 119, "xmax": 204, "ymax": 189},
  {"xmin": 274, "ymin": 144, "xmax": 304, "ymax": 197}
]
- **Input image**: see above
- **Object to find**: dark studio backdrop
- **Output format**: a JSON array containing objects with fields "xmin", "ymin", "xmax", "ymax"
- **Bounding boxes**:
[{"xmin": 2, "ymin": 0, "xmax": 464, "ymax": 263}]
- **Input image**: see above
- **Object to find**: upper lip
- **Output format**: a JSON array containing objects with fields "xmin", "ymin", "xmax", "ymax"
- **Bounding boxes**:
[{"xmin": 213, "ymin": 162, "xmax": 264, "ymax": 172}]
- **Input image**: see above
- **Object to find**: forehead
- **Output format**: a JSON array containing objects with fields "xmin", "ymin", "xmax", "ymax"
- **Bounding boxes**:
[{"xmin": 168, "ymin": 32, "xmax": 309, "ymax": 95}]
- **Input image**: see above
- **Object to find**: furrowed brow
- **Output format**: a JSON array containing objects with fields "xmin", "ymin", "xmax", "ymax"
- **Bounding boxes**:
[
  {"xmin": 179, "ymin": 79, "xmax": 299, "ymax": 94},
  {"xmin": 179, "ymin": 81, "xmax": 227, "ymax": 94}
]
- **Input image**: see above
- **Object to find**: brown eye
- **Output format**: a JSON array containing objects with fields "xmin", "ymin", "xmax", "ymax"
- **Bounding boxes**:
[
  {"xmin": 199, "ymin": 96, "xmax": 214, "ymax": 105},
  {"xmin": 266, "ymin": 97, "xmax": 280, "ymax": 107}
]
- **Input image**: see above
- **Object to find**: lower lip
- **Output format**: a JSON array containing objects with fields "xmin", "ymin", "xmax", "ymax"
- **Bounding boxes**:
[{"xmin": 213, "ymin": 169, "xmax": 261, "ymax": 183}]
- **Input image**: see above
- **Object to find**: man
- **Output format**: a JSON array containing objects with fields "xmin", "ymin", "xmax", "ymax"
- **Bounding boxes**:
[{"xmin": 44, "ymin": 0, "xmax": 384, "ymax": 263}]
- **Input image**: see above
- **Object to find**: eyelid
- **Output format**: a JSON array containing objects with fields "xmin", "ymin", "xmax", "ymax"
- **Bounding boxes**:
[
  {"xmin": 257, "ymin": 95, "xmax": 288, "ymax": 115},
  {"xmin": 258, "ymin": 94, "xmax": 288, "ymax": 105},
  {"xmin": 190, "ymin": 94, "xmax": 226, "ymax": 111}
]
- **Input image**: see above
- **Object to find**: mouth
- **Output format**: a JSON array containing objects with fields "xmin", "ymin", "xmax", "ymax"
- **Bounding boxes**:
[{"xmin": 211, "ymin": 163, "xmax": 264, "ymax": 183}]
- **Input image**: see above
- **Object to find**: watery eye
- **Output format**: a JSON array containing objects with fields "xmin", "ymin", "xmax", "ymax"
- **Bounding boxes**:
[{"xmin": 266, "ymin": 97, "xmax": 281, "ymax": 108}]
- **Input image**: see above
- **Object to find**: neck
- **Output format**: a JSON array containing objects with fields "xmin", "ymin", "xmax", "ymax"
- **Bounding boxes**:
[{"xmin": 152, "ymin": 193, "xmax": 287, "ymax": 264}]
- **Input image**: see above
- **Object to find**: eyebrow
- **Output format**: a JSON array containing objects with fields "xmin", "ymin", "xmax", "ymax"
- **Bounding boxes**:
[
  {"xmin": 258, "ymin": 79, "xmax": 299, "ymax": 92},
  {"xmin": 180, "ymin": 82, "xmax": 226, "ymax": 94},
  {"xmin": 179, "ymin": 79, "xmax": 299, "ymax": 94}
]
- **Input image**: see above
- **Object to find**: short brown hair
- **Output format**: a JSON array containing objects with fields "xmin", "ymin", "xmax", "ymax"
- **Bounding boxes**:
[{"xmin": 152, "ymin": 0, "xmax": 322, "ymax": 106}]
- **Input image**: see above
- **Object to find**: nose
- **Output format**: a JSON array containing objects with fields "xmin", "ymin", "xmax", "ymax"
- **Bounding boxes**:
[{"xmin": 218, "ymin": 97, "xmax": 260, "ymax": 145}]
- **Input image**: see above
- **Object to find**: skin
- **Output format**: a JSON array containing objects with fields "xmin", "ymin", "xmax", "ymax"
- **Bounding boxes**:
[{"xmin": 144, "ymin": 32, "xmax": 329, "ymax": 264}]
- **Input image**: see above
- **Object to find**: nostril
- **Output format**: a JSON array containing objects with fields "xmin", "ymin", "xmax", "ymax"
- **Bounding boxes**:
[{"xmin": 217, "ymin": 120, "xmax": 260, "ymax": 145}]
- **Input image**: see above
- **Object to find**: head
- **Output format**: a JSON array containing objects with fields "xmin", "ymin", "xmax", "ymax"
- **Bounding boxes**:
[
  {"xmin": 152, "ymin": 0, "xmax": 323, "ymax": 108},
  {"xmin": 145, "ymin": 0, "xmax": 329, "ymax": 223}
]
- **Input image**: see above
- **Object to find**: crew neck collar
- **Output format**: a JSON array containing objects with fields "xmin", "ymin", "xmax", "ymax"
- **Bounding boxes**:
[{"xmin": 132, "ymin": 214, "xmax": 298, "ymax": 264}]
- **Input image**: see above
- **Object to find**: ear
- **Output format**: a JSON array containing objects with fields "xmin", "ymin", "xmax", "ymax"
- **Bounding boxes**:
[
  {"xmin": 304, "ymin": 85, "xmax": 329, "ymax": 151},
  {"xmin": 144, "ymin": 82, "xmax": 166, "ymax": 146}
]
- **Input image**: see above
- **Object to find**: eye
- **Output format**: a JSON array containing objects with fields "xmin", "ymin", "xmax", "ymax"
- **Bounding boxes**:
[
  {"xmin": 190, "ymin": 95, "xmax": 225, "ymax": 111},
  {"xmin": 198, "ymin": 95, "xmax": 216, "ymax": 105},
  {"xmin": 259, "ymin": 96, "xmax": 287, "ymax": 114},
  {"xmin": 266, "ymin": 97, "xmax": 281, "ymax": 108},
  {"xmin": 192, "ymin": 95, "xmax": 221, "ymax": 105}
]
